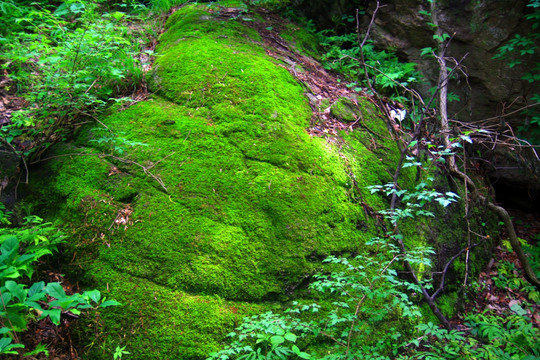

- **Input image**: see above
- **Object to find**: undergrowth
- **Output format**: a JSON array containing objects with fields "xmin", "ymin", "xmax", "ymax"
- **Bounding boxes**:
[
  {"xmin": 0, "ymin": 0, "xmax": 179, "ymax": 161},
  {"xmin": 0, "ymin": 204, "xmax": 120, "ymax": 356},
  {"xmin": 319, "ymin": 31, "xmax": 421, "ymax": 103},
  {"xmin": 208, "ymin": 181, "xmax": 540, "ymax": 359}
]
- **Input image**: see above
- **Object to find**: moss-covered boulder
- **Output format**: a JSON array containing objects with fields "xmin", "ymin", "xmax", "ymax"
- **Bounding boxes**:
[
  {"xmin": 22, "ymin": 3, "xmax": 492, "ymax": 359},
  {"xmin": 330, "ymin": 97, "xmax": 363, "ymax": 123}
]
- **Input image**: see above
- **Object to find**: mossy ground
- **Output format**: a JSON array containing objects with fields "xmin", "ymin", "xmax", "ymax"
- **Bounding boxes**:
[{"xmin": 22, "ymin": 2, "xmax": 491, "ymax": 358}]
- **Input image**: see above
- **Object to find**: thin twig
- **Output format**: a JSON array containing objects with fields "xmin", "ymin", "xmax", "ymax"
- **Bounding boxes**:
[
  {"xmin": 431, "ymin": 241, "xmax": 483, "ymax": 300},
  {"xmin": 476, "ymin": 102, "xmax": 540, "ymax": 122},
  {"xmin": 32, "ymin": 152, "xmax": 173, "ymax": 193}
]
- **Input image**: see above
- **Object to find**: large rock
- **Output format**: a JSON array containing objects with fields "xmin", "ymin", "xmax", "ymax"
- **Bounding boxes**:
[
  {"xmin": 295, "ymin": 0, "xmax": 535, "ymax": 127},
  {"xmin": 23, "ymin": 3, "xmax": 496, "ymax": 358},
  {"xmin": 25, "ymin": 5, "xmax": 399, "ymax": 357},
  {"xmin": 368, "ymin": 0, "xmax": 534, "ymax": 125},
  {"xmin": 366, "ymin": 0, "xmax": 540, "ymax": 209},
  {"xmin": 296, "ymin": 0, "xmax": 540, "ymax": 209}
]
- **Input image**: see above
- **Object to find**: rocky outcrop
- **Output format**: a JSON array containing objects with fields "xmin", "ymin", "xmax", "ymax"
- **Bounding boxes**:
[
  {"xmin": 295, "ymin": 0, "xmax": 539, "ymax": 210},
  {"xmin": 368, "ymin": 0, "xmax": 533, "ymax": 124},
  {"xmin": 25, "ymin": 4, "xmax": 408, "ymax": 358},
  {"xmin": 296, "ymin": 0, "xmax": 535, "ymax": 126},
  {"xmin": 23, "ymin": 3, "xmax": 498, "ymax": 358},
  {"xmin": 367, "ymin": 0, "xmax": 540, "ymax": 209}
]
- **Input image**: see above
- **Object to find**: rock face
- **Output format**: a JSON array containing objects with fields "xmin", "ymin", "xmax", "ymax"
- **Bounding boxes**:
[
  {"xmin": 369, "ymin": 0, "xmax": 533, "ymax": 125},
  {"xmin": 24, "ymin": 3, "xmax": 494, "ymax": 359},
  {"xmin": 0, "ymin": 145, "xmax": 20, "ymax": 207},
  {"xmin": 297, "ymin": 0, "xmax": 535, "ymax": 126},
  {"xmin": 366, "ymin": 0, "xmax": 540, "ymax": 209},
  {"xmin": 296, "ymin": 0, "xmax": 540, "ymax": 210}
]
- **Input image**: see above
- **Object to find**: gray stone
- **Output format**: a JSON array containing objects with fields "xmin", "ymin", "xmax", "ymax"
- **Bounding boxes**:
[{"xmin": 0, "ymin": 144, "xmax": 21, "ymax": 206}]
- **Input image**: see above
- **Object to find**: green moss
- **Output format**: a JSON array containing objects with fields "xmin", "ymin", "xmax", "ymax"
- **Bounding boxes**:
[
  {"xmin": 280, "ymin": 23, "xmax": 320, "ymax": 58},
  {"xmin": 76, "ymin": 266, "xmax": 267, "ymax": 359},
  {"xmin": 437, "ymin": 292, "xmax": 459, "ymax": 317},
  {"xmin": 318, "ymin": 98, "xmax": 330, "ymax": 112},
  {"xmin": 330, "ymin": 97, "xmax": 363, "ymax": 123},
  {"xmin": 23, "ymin": 2, "xmax": 472, "ymax": 358}
]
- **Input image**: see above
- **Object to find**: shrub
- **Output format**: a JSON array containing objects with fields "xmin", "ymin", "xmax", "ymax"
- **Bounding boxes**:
[
  {"xmin": 0, "ymin": 206, "xmax": 120, "ymax": 356},
  {"xmin": 0, "ymin": 0, "xmax": 146, "ymax": 160}
]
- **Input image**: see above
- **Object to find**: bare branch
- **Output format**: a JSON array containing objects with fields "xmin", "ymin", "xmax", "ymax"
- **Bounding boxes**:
[{"xmin": 431, "ymin": 241, "xmax": 484, "ymax": 300}]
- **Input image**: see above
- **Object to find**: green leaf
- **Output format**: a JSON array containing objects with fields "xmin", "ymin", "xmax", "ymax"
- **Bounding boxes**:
[
  {"xmin": 0, "ymin": 292, "xmax": 12, "ymax": 306},
  {"xmin": 70, "ymin": 2, "xmax": 86, "ymax": 13},
  {"xmin": 100, "ymin": 299, "xmax": 121, "ymax": 308},
  {"xmin": 45, "ymin": 283, "xmax": 66, "ymax": 300},
  {"xmin": 27, "ymin": 282, "xmax": 45, "ymax": 299},
  {"xmin": 40, "ymin": 309, "xmax": 61, "ymax": 325},
  {"xmin": 420, "ymin": 47, "xmax": 434, "ymax": 57},
  {"xmin": 0, "ymin": 236, "xmax": 19, "ymax": 263},
  {"xmin": 5, "ymin": 281, "xmax": 26, "ymax": 302},
  {"xmin": 84, "ymin": 289, "xmax": 101, "ymax": 304},
  {"xmin": 49, "ymin": 298, "xmax": 77, "ymax": 310},
  {"xmin": 270, "ymin": 335, "xmax": 284, "ymax": 348},
  {"xmin": 111, "ymin": 11, "xmax": 125, "ymax": 21},
  {"xmin": 37, "ymin": 56, "xmax": 62, "ymax": 65},
  {"xmin": 23, "ymin": 342, "xmax": 49, "ymax": 357},
  {"xmin": 69, "ymin": 308, "xmax": 81, "ymax": 315},
  {"xmin": 284, "ymin": 333, "xmax": 297, "ymax": 342},
  {"xmin": 5, "ymin": 311, "xmax": 27, "ymax": 331},
  {"xmin": 0, "ymin": 336, "xmax": 24, "ymax": 354}
]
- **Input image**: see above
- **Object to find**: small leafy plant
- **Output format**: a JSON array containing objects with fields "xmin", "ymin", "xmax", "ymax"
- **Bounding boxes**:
[
  {"xmin": 90, "ymin": 127, "xmax": 149, "ymax": 155},
  {"xmin": 208, "ymin": 235, "xmax": 427, "ymax": 360},
  {"xmin": 113, "ymin": 345, "xmax": 131, "ymax": 359},
  {"xmin": 0, "ymin": 0, "xmax": 148, "ymax": 160},
  {"xmin": 409, "ymin": 302, "xmax": 540, "ymax": 359},
  {"xmin": 319, "ymin": 31, "xmax": 421, "ymax": 101},
  {"xmin": 493, "ymin": 0, "xmax": 540, "ymax": 142},
  {"xmin": 0, "ymin": 208, "xmax": 120, "ymax": 356}
]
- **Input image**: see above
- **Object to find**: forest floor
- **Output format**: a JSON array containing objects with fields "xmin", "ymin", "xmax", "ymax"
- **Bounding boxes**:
[{"xmin": 454, "ymin": 208, "xmax": 540, "ymax": 328}]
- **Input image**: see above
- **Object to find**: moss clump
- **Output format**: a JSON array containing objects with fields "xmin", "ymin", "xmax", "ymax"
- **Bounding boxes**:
[
  {"xmin": 280, "ymin": 22, "xmax": 321, "ymax": 58},
  {"xmin": 24, "ymin": 3, "xmax": 413, "ymax": 359},
  {"xmin": 330, "ymin": 97, "xmax": 363, "ymax": 123},
  {"xmin": 319, "ymin": 98, "xmax": 331, "ymax": 112}
]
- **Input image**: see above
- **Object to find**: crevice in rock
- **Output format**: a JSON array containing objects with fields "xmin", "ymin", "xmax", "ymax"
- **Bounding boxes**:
[{"xmin": 491, "ymin": 177, "xmax": 540, "ymax": 212}]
